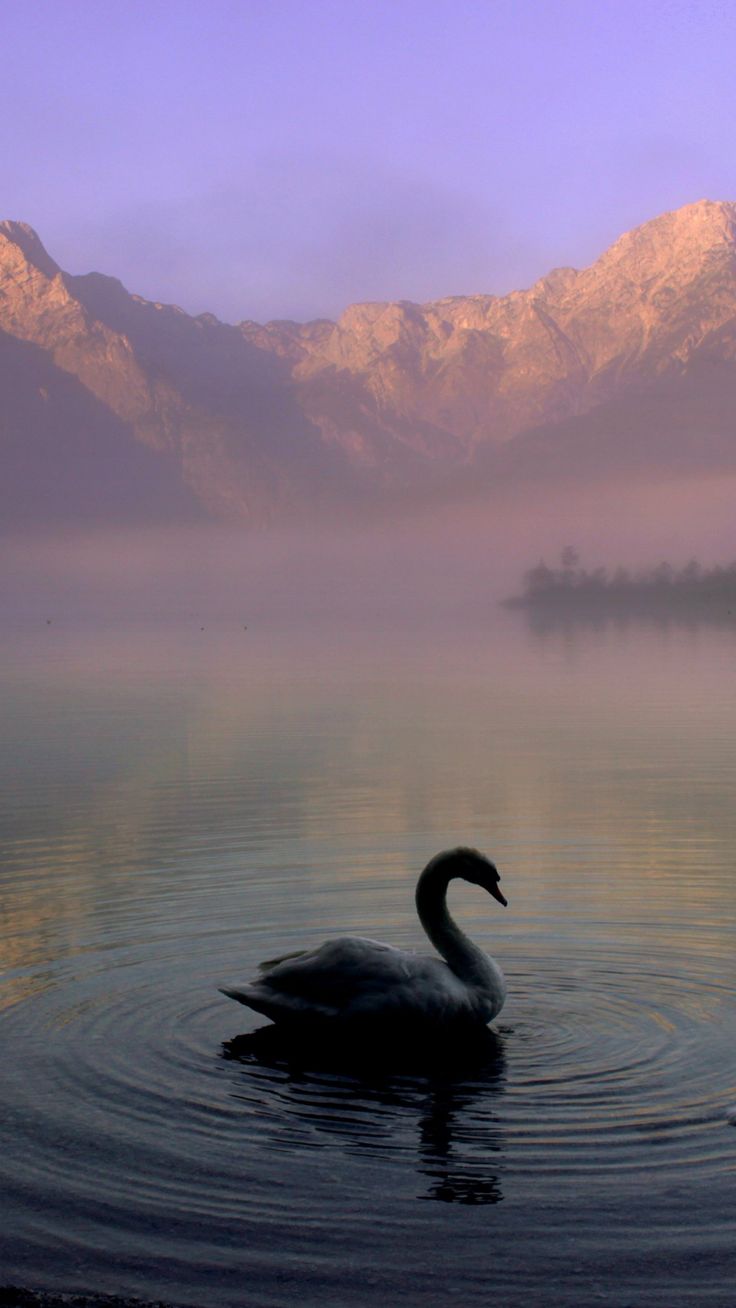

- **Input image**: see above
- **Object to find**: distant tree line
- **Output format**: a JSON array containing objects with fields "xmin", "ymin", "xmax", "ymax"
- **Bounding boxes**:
[{"xmin": 505, "ymin": 548, "xmax": 736, "ymax": 615}]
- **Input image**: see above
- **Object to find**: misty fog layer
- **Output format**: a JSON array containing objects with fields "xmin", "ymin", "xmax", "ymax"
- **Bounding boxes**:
[{"xmin": 4, "ymin": 473, "xmax": 736, "ymax": 625}]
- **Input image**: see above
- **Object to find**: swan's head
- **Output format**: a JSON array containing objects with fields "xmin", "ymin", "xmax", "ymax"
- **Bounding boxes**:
[{"xmin": 440, "ymin": 847, "xmax": 508, "ymax": 906}]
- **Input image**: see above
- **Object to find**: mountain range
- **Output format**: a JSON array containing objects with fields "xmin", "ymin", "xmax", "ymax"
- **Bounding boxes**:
[{"xmin": 3, "ymin": 199, "xmax": 736, "ymax": 527}]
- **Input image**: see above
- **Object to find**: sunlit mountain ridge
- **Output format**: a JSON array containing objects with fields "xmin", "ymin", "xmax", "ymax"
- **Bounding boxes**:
[{"xmin": 3, "ymin": 199, "xmax": 736, "ymax": 526}]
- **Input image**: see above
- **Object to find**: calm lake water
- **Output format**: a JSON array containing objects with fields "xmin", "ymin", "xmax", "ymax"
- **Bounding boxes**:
[{"xmin": 1, "ymin": 612, "xmax": 735, "ymax": 1307}]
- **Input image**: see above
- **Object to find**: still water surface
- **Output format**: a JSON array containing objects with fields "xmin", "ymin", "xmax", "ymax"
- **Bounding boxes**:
[{"xmin": 1, "ymin": 614, "xmax": 735, "ymax": 1306}]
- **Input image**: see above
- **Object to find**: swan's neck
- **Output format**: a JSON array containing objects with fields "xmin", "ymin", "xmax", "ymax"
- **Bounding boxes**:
[{"xmin": 415, "ymin": 860, "xmax": 500, "ymax": 996}]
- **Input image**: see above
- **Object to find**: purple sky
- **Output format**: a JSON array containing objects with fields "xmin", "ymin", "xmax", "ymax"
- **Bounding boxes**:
[{"xmin": 4, "ymin": 0, "xmax": 736, "ymax": 323}]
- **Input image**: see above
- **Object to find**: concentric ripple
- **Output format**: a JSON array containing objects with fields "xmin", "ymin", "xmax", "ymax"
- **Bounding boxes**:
[
  {"xmin": 1, "ymin": 909, "xmax": 736, "ymax": 1308},
  {"xmin": 2, "ymin": 934, "xmax": 735, "ymax": 1247}
]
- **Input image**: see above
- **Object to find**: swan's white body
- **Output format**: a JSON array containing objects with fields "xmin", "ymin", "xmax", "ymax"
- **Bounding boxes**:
[{"xmin": 221, "ymin": 848, "xmax": 507, "ymax": 1028}]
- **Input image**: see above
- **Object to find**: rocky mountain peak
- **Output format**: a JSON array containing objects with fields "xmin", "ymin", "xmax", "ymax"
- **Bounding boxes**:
[
  {"xmin": 0, "ymin": 220, "xmax": 60, "ymax": 278},
  {"xmin": 589, "ymin": 199, "xmax": 736, "ymax": 287}
]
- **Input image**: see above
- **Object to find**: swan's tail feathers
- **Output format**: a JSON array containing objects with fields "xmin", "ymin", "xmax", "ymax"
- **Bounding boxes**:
[
  {"xmin": 219, "ymin": 985, "xmax": 288, "ymax": 1021},
  {"xmin": 257, "ymin": 948, "xmax": 308, "ymax": 972},
  {"xmin": 219, "ymin": 986, "xmax": 256, "ymax": 1006},
  {"xmin": 219, "ymin": 983, "xmax": 338, "ymax": 1023}
]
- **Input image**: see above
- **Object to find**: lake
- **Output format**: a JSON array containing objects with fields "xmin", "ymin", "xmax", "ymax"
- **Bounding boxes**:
[{"xmin": 1, "ymin": 611, "xmax": 735, "ymax": 1307}]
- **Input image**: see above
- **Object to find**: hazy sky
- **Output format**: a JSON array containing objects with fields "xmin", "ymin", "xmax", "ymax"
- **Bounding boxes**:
[{"xmin": 4, "ymin": 0, "xmax": 736, "ymax": 323}]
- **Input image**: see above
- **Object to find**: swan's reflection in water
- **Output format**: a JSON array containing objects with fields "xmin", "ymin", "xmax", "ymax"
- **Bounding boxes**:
[{"xmin": 222, "ymin": 1024, "xmax": 507, "ymax": 1204}]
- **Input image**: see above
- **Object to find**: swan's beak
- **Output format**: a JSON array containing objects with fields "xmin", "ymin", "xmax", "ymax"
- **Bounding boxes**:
[{"xmin": 489, "ymin": 883, "xmax": 507, "ymax": 907}]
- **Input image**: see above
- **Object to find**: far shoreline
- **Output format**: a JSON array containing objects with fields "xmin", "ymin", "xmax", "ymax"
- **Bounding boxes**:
[{"xmin": 503, "ymin": 552, "xmax": 736, "ymax": 623}]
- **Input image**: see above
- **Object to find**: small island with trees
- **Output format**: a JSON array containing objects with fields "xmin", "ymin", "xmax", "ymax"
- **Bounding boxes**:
[{"xmin": 504, "ymin": 548, "xmax": 736, "ymax": 624}]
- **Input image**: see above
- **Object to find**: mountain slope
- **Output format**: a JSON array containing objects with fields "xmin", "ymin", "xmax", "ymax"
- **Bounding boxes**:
[
  {"xmin": 2, "ymin": 200, "xmax": 736, "ymax": 526},
  {"xmin": 262, "ymin": 199, "xmax": 736, "ymax": 470}
]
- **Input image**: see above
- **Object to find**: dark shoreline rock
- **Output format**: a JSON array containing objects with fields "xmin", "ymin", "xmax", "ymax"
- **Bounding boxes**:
[{"xmin": 0, "ymin": 1288, "xmax": 181, "ymax": 1308}]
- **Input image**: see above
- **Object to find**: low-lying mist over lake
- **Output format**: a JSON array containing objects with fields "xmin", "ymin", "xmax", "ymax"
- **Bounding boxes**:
[{"xmin": 5, "ymin": 472, "xmax": 736, "ymax": 626}]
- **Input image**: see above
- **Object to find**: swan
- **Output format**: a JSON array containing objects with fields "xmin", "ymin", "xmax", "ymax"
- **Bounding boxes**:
[{"xmin": 220, "ymin": 848, "xmax": 507, "ymax": 1029}]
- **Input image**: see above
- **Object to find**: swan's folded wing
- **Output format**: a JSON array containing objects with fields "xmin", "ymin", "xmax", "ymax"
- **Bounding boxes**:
[
  {"xmin": 222, "ymin": 937, "xmax": 467, "ymax": 1023},
  {"xmin": 257, "ymin": 935, "xmax": 413, "ymax": 1010}
]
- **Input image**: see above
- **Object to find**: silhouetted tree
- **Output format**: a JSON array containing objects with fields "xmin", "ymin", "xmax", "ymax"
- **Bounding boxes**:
[{"xmin": 506, "ymin": 552, "xmax": 736, "ymax": 619}]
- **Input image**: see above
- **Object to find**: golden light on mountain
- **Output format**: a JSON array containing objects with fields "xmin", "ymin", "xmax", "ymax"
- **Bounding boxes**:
[{"xmin": 3, "ymin": 200, "xmax": 736, "ymax": 527}]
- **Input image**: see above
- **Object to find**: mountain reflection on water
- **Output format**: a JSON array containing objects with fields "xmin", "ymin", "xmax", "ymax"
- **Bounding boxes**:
[{"xmin": 1, "ymin": 612, "xmax": 736, "ymax": 1307}]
